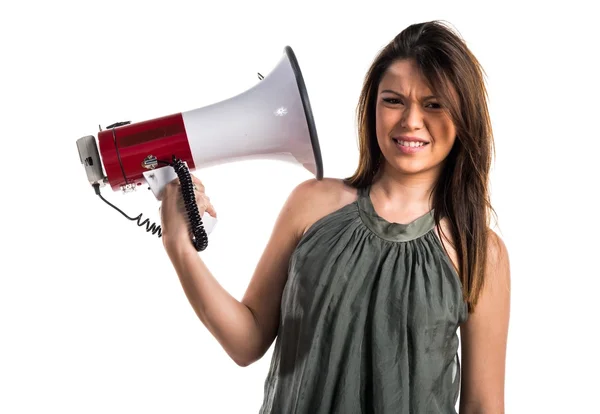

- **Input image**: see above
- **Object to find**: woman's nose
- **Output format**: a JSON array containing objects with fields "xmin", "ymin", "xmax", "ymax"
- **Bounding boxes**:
[{"xmin": 400, "ymin": 104, "xmax": 424, "ymax": 130}]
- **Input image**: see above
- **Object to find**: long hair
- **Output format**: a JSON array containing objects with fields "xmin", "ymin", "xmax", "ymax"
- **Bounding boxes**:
[{"xmin": 344, "ymin": 20, "xmax": 496, "ymax": 313}]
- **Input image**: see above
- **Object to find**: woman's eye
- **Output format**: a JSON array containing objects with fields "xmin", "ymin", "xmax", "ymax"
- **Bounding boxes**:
[
  {"xmin": 383, "ymin": 98, "xmax": 402, "ymax": 105},
  {"xmin": 426, "ymin": 102, "xmax": 442, "ymax": 109}
]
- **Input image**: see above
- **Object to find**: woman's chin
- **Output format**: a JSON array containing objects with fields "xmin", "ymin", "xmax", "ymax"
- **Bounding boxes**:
[{"xmin": 384, "ymin": 160, "xmax": 438, "ymax": 178}]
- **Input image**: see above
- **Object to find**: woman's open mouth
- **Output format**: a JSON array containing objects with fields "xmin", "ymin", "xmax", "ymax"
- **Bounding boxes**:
[{"xmin": 392, "ymin": 138, "xmax": 430, "ymax": 154}]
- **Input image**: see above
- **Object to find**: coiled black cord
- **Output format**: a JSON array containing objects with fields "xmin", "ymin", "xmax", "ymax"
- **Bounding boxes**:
[
  {"xmin": 165, "ymin": 156, "xmax": 208, "ymax": 251},
  {"xmin": 93, "ymin": 156, "xmax": 208, "ymax": 252}
]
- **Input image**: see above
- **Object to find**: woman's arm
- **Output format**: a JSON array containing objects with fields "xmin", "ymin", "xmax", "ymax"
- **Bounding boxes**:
[
  {"xmin": 163, "ymin": 178, "xmax": 317, "ymax": 367},
  {"xmin": 459, "ymin": 230, "xmax": 511, "ymax": 414}
]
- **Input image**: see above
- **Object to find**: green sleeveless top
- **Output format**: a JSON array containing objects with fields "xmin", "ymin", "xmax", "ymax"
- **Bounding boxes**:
[{"xmin": 259, "ymin": 185, "xmax": 469, "ymax": 413}]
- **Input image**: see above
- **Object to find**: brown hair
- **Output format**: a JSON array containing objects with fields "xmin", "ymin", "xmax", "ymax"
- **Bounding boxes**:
[{"xmin": 345, "ymin": 20, "xmax": 496, "ymax": 312}]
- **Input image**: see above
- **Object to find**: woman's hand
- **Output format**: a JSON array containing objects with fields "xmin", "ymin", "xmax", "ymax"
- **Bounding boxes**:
[{"xmin": 159, "ymin": 175, "xmax": 217, "ymax": 250}]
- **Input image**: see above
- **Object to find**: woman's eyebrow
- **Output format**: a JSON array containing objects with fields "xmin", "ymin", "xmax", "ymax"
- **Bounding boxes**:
[{"xmin": 380, "ymin": 89, "xmax": 437, "ymax": 100}]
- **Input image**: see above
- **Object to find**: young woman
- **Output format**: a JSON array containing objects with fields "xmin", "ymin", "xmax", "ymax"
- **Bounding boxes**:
[{"xmin": 159, "ymin": 20, "xmax": 510, "ymax": 414}]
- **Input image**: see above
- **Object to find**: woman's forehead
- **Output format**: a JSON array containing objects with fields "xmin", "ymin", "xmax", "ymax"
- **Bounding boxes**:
[
  {"xmin": 379, "ymin": 59, "xmax": 458, "ymax": 101},
  {"xmin": 379, "ymin": 60, "xmax": 435, "ymax": 96}
]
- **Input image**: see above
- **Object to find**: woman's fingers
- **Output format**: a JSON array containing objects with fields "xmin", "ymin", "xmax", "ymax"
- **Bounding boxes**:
[{"xmin": 191, "ymin": 175, "xmax": 216, "ymax": 217}]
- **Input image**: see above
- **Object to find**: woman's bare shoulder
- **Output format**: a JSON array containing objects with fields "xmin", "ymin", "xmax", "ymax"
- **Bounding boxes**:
[
  {"xmin": 434, "ymin": 219, "xmax": 508, "ymax": 280},
  {"xmin": 286, "ymin": 177, "xmax": 359, "ymax": 236}
]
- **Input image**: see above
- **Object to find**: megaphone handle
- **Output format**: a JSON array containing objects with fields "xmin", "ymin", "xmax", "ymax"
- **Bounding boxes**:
[
  {"xmin": 169, "ymin": 157, "xmax": 209, "ymax": 252},
  {"xmin": 92, "ymin": 156, "xmax": 209, "ymax": 251}
]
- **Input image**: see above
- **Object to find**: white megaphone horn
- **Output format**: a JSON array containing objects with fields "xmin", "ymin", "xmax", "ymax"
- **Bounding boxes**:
[{"xmin": 76, "ymin": 46, "xmax": 323, "ymax": 251}]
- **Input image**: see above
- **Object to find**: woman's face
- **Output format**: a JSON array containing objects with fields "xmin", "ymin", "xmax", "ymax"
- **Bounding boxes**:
[{"xmin": 375, "ymin": 59, "xmax": 457, "ymax": 179}]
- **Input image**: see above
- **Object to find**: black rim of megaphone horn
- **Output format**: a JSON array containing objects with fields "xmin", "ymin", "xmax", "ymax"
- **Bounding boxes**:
[{"xmin": 284, "ymin": 46, "xmax": 324, "ymax": 180}]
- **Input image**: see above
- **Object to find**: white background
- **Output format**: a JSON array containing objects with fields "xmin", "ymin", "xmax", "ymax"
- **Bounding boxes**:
[{"xmin": 1, "ymin": 0, "xmax": 598, "ymax": 413}]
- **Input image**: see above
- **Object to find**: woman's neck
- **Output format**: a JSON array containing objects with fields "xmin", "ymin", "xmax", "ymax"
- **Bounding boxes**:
[{"xmin": 370, "ymin": 163, "xmax": 440, "ymax": 214}]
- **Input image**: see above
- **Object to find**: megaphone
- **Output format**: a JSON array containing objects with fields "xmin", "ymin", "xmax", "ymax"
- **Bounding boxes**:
[{"xmin": 76, "ymin": 46, "xmax": 323, "ymax": 251}]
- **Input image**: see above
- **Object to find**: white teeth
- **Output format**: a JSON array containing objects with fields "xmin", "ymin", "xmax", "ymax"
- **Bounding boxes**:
[{"xmin": 397, "ymin": 140, "xmax": 425, "ymax": 147}]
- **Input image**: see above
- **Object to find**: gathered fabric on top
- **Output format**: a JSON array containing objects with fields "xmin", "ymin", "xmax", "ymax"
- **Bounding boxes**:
[{"xmin": 259, "ymin": 185, "xmax": 468, "ymax": 414}]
